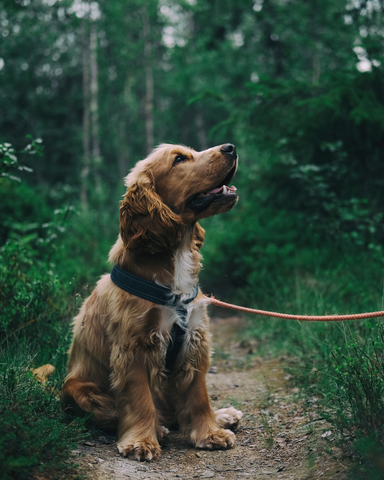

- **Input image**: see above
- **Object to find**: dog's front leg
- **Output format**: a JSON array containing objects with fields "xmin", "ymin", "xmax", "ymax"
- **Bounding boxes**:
[
  {"xmin": 173, "ymin": 329, "xmax": 236, "ymax": 450},
  {"xmin": 113, "ymin": 357, "xmax": 161, "ymax": 461},
  {"xmin": 176, "ymin": 367, "xmax": 236, "ymax": 449}
]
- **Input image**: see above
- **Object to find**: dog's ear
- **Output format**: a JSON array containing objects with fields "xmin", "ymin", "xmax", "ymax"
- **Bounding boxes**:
[
  {"xmin": 120, "ymin": 169, "xmax": 184, "ymax": 253},
  {"xmin": 193, "ymin": 222, "xmax": 205, "ymax": 251}
]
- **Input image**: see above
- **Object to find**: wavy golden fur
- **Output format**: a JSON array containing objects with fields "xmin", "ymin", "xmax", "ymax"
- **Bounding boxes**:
[{"xmin": 62, "ymin": 143, "xmax": 243, "ymax": 461}]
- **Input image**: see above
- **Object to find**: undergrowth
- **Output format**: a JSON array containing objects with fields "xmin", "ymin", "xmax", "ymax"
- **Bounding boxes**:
[
  {"xmin": 328, "ymin": 323, "xmax": 384, "ymax": 479},
  {"xmin": 0, "ymin": 348, "xmax": 89, "ymax": 480},
  {"xmin": 0, "ymin": 238, "xmax": 89, "ymax": 479},
  {"xmin": 0, "ymin": 141, "xmax": 105, "ymax": 478}
]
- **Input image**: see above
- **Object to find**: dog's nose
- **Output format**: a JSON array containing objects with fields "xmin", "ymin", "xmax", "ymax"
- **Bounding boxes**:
[{"xmin": 221, "ymin": 143, "xmax": 237, "ymax": 158}]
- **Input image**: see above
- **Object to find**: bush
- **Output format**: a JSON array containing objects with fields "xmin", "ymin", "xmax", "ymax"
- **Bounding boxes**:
[
  {"xmin": 0, "ymin": 348, "xmax": 88, "ymax": 480},
  {"xmin": 328, "ymin": 322, "xmax": 384, "ymax": 479},
  {"xmin": 0, "ymin": 139, "xmax": 94, "ymax": 478},
  {"xmin": 0, "ymin": 241, "xmax": 61, "ymax": 339}
]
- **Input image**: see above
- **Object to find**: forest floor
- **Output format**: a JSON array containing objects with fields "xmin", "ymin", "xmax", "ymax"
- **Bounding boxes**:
[{"xmin": 69, "ymin": 316, "xmax": 350, "ymax": 480}]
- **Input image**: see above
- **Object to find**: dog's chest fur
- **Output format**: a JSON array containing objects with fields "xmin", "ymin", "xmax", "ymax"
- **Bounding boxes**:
[{"xmin": 158, "ymin": 231, "xmax": 206, "ymax": 361}]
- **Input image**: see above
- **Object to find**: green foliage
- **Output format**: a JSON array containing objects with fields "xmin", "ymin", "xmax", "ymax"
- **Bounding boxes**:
[
  {"xmin": 238, "ymin": 70, "xmax": 384, "ymax": 248},
  {"xmin": 0, "ymin": 140, "xmax": 101, "ymax": 478},
  {"xmin": 327, "ymin": 324, "xmax": 384, "ymax": 478},
  {"xmin": 332, "ymin": 325, "xmax": 384, "ymax": 436},
  {"xmin": 0, "ymin": 349, "xmax": 88, "ymax": 480},
  {"xmin": 0, "ymin": 137, "xmax": 43, "ymax": 183},
  {"xmin": 0, "ymin": 240, "xmax": 62, "ymax": 341}
]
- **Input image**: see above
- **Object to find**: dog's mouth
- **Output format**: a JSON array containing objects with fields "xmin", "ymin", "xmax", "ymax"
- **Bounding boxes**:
[{"xmin": 187, "ymin": 163, "xmax": 238, "ymax": 211}]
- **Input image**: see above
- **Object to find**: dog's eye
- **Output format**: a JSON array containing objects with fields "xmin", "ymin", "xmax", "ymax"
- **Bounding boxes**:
[{"xmin": 174, "ymin": 155, "xmax": 186, "ymax": 165}]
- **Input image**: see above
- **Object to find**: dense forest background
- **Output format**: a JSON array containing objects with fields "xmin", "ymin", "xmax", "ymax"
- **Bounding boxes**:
[{"xmin": 1, "ymin": 0, "xmax": 384, "ymax": 478}]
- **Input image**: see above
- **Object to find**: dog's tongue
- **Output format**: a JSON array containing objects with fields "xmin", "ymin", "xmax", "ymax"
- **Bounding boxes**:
[{"xmin": 208, "ymin": 185, "xmax": 237, "ymax": 195}]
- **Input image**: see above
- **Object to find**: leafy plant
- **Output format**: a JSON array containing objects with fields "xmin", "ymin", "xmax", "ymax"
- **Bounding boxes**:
[
  {"xmin": 0, "ymin": 349, "xmax": 88, "ymax": 480},
  {"xmin": 0, "ymin": 137, "xmax": 43, "ymax": 183},
  {"xmin": 326, "ymin": 322, "xmax": 384, "ymax": 478}
]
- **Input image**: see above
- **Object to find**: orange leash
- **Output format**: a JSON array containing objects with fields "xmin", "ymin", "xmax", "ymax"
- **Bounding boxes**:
[{"xmin": 205, "ymin": 296, "xmax": 384, "ymax": 322}]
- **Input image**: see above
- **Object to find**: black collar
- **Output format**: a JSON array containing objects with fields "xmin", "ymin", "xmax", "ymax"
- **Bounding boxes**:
[
  {"xmin": 110, "ymin": 264, "xmax": 199, "ymax": 311},
  {"xmin": 110, "ymin": 264, "xmax": 199, "ymax": 370}
]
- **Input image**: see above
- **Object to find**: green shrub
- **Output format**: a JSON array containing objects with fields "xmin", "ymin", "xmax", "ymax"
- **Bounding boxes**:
[
  {"xmin": 0, "ymin": 241, "xmax": 61, "ymax": 338},
  {"xmin": 327, "ymin": 323, "xmax": 384, "ymax": 479},
  {"xmin": 0, "ymin": 348, "xmax": 88, "ymax": 480}
]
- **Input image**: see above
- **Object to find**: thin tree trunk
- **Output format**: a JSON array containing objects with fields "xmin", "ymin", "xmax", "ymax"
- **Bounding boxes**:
[
  {"xmin": 89, "ymin": 22, "xmax": 101, "ymax": 191},
  {"xmin": 142, "ymin": 6, "xmax": 154, "ymax": 155},
  {"xmin": 81, "ymin": 18, "xmax": 91, "ymax": 207},
  {"xmin": 118, "ymin": 74, "xmax": 133, "ymax": 178},
  {"xmin": 311, "ymin": 2, "xmax": 320, "ymax": 84}
]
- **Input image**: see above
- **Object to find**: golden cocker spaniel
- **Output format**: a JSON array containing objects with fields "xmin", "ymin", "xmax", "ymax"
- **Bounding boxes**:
[{"xmin": 62, "ymin": 143, "xmax": 243, "ymax": 461}]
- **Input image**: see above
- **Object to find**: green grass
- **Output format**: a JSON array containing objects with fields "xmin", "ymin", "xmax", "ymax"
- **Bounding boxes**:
[{"xmin": 0, "ymin": 340, "xmax": 90, "ymax": 479}]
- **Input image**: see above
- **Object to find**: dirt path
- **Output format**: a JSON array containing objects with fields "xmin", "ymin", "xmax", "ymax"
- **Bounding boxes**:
[{"xmin": 71, "ymin": 316, "xmax": 348, "ymax": 479}]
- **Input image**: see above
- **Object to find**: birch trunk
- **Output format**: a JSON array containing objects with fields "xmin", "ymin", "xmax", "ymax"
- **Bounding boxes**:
[
  {"xmin": 142, "ymin": 6, "xmax": 154, "ymax": 155},
  {"xmin": 89, "ymin": 22, "xmax": 101, "ymax": 191},
  {"xmin": 81, "ymin": 18, "xmax": 91, "ymax": 207},
  {"xmin": 118, "ymin": 74, "xmax": 133, "ymax": 178}
]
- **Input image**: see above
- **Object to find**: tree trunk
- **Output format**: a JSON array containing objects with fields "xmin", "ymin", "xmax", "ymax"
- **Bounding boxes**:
[
  {"xmin": 81, "ymin": 18, "xmax": 91, "ymax": 207},
  {"xmin": 118, "ymin": 74, "xmax": 133, "ymax": 178},
  {"xmin": 142, "ymin": 6, "xmax": 154, "ymax": 155},
  {"xmin": 89, "ymin": 22, "xmax": 101, "ymax": 191}
]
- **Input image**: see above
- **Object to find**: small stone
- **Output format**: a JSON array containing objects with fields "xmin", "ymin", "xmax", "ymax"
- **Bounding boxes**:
[
  {"xmin": 195, "ymin": 452, "xmax": 202, "ymax": 458},
  {"xmin": 169, "ymin": 468, "xmax": 178, "ymax": 472},
  {"xmin": 201, "ymin": 471, "xmax": 215, "ymax": 478},
  {"xmin": 208, "ymin": 366, "xmax": 218, "ymax": 374},
  {"xmin": 84, "ymin": 441, "xmax": 96, "ymax": 447},
  {"xmin": 137, "ymin": 465, "xmax": 150, "ymax": 472},
  {"xmin": 84, "ymin": 455, "xmax": 98, "ymax": 464}
]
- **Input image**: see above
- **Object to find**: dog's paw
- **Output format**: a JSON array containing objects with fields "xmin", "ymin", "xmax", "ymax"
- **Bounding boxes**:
[
  {"xmin": 117, "ymin": 439, "xmax": 161, "ymax": 461},
  {"xmin": 214, "ymin": 407, "xmax": 243, "ymax": 431},
  {"xmin": 157, "ymin": 425, "xmax": 169, "ymax": 446},
  {"xmin": 157, "ymin": 425, "xmax": 169, "ymax": 439},
  {"xmin": 193, "ymin": 428, "xmax": 236, "ymax": 450}
]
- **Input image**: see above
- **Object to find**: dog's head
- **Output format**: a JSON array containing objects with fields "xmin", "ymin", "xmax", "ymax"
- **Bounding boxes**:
[{"xmin": 120, "ymin": 144, "xmax": 239, "ymax": 253}]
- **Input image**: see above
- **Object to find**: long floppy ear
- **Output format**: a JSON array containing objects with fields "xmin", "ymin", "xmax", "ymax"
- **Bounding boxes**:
[{"xmin": 120, "ymin": 169, "xmax": 184, "ymax": 253}]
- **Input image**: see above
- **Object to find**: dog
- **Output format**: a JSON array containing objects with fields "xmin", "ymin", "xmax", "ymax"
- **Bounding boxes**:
[{"xmin": 62, "ymin": 143, "xmax": 243, "ymax": 461}]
